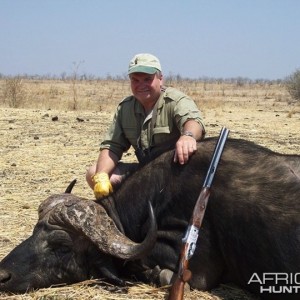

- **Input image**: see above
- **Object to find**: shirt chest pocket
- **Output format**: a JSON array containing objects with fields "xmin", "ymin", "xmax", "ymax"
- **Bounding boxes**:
[
  {"xmin": 123, "ymin": 125, "xmax": 138, "ymax": 147},
  {"xmin": 152, "ymin": 126, "xmax": 171, "ymax": 144}
]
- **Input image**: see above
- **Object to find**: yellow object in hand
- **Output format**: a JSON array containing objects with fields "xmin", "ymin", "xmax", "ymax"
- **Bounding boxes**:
[{"xmin": 92, "ymin": 172, "xmax": 113, "ymax": 199}]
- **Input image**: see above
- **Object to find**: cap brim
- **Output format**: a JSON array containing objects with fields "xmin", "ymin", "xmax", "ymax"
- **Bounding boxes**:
[{"xmin": 128, "ymin": 66, "xmax": 158, "ymax": 75}]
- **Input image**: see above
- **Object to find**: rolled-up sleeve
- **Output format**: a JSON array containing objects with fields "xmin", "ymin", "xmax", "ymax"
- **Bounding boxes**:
[
  {"xmin": 169, "ymin": 90, "xmax": 205, "ymax": 133},
  {"xmin": 100, "ymin": 105, "xmax": 131, "ymax": 159}
]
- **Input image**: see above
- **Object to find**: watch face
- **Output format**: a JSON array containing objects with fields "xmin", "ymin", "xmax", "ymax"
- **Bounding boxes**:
[{"xmin": 182, "ymin": 131, "xmax": 194, "ymax": 137}]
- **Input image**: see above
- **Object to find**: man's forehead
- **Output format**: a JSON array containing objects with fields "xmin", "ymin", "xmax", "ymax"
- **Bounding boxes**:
[{"xmin": 129, "ymin": 72, "xmax": 156, "ymax": 79}]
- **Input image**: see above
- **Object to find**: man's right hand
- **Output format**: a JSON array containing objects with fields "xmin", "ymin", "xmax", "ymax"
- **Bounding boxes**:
[{"xmin": 92, "ymin": 172, "xmax": 113, "ymax": 199}]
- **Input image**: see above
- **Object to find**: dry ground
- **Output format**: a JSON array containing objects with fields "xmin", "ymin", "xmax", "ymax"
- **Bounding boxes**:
[{"xmin": 0, "ymin": 79, "xmax": 299, "ymax": 299}]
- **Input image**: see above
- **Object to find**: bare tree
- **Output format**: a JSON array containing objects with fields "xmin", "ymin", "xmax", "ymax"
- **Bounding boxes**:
[
  {"xmin": 71, "ymin": 61, "xmax": 84, "ymax": 110},
  {"xmin": 3, "ymin": 76, "xmax": 25, "ymax": 107},
  {"xmin": 286, "ymin": 68, "xmax": 300, "ymax": 102}
]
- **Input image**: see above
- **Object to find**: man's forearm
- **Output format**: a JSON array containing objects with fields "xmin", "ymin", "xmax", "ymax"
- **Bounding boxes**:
[
  {"xmin": 182, "ymin": 120, "xmax": 204, "ymax": 141},
  {"xmin": 96, "ymin": 149, "xmax": 119, "ymax": 175}
]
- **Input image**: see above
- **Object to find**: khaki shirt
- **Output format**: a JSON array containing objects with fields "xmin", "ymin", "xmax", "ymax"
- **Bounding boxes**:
[{"xmin": 100, "ymin": 87, "xmax": 205, "ymax": 161}]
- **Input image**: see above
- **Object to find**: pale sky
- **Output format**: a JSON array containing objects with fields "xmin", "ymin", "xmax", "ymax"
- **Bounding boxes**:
[{"xmin": 1, "ymin": 0, "xmax": 299, "ymax": 80}]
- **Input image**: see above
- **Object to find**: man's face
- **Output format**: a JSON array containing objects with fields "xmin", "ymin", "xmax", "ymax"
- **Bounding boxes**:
[{"xmin": 129, "ymin": 72, "xmax": 163, "ymax": 106}]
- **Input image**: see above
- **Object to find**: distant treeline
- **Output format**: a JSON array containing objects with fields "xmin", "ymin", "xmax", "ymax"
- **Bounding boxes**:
[{"xmin": 0, "ymin": 72, "xmax": 285, "ymax": 85}]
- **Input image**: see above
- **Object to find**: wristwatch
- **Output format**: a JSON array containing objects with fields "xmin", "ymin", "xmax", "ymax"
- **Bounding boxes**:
[{"xmin": 181, "ymin": 131, "xmax": 195, "ymax": 138}]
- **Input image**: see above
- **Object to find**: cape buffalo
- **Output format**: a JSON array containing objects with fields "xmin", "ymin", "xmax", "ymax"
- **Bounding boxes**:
[{"xmin": 0, "ymin": 137, "xmax": 299, "ymax": 300}]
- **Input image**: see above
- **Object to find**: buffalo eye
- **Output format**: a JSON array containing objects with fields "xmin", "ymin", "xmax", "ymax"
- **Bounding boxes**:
[
  {"xmin": 55, "ymin": 245, "xmax": 72, "ymax": 257},
  {"xmin": 47, "ymin": 230, "xmax": 74, "ymax": 258}
]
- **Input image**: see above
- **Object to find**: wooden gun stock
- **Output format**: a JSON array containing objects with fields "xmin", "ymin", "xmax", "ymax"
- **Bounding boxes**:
[
  {"xmin": 168, "ymin": 127, "xmax": 229, "ymax": 300},
  {"xmin": 168, "ymin": 269, "xmax": 192, "ymax": 300}
]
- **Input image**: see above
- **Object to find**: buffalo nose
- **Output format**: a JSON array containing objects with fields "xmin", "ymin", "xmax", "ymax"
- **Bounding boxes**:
[{"xmin": 0, "ymin": 269, "xmax": 11, "ymax": 284}]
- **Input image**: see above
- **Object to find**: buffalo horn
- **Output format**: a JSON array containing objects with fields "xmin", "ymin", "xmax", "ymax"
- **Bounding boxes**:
[{"xmin": 47, "ymin": 197, "xmax": 157, "ymax": 260}]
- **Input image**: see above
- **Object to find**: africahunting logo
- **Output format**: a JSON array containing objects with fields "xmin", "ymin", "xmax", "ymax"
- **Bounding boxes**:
[{"xmin": 248, "ymin": 273, "xmax": 300, "ymax": 294}]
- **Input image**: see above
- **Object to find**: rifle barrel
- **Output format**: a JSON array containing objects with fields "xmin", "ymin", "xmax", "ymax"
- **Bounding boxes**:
[{"xmin": 203, "ymin": 127, "xmax": 229, "ymax": 188}]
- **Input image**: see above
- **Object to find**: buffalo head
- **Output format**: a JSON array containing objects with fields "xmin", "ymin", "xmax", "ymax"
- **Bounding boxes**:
[{"xmin": 0, "ymin": 183, "xmax": 157, "ymax": 293}]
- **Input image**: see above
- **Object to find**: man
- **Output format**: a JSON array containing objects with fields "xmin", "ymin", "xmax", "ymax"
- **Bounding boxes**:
[{"xmin": 86, "ymin": 53, "xmax": 205, "ymax": 199}]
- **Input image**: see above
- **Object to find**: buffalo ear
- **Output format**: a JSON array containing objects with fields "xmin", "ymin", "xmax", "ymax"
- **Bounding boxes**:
[
  {"xmin": 49, "ymin": 198, "xmax": 157, "ymax": 260},
  {"xmin": 87, "ymin": 246, "xmax": 125, "ymax": 286}
]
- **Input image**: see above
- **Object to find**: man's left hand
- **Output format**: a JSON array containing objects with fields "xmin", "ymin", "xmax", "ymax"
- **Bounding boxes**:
[{"xmin": 174, "ymin": 135, "xmax": 197, "ymax": 165}]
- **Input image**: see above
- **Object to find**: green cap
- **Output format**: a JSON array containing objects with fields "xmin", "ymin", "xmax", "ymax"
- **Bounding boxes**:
[{"xmin": 128, "ymin": 53, "xmax": 162, "ymax": 75}]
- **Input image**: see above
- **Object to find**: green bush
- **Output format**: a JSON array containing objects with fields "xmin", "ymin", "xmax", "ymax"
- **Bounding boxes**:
[{"xmin": 286, "ymin": 69, "xmax": 300, "ymax": 101}]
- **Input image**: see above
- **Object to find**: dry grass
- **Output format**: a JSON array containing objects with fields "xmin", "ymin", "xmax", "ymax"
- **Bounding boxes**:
[
  {"xmin": 0, "ymin": 280, "xmax": 259, "ymax": 300},
  {"xmin": 0, "ymin": 79, "xmax": 299, "ymax": 299}
]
